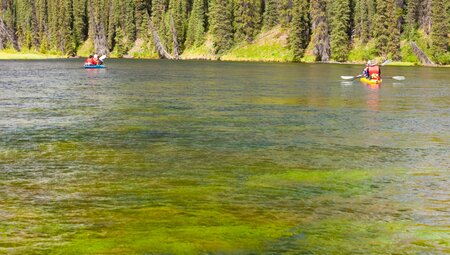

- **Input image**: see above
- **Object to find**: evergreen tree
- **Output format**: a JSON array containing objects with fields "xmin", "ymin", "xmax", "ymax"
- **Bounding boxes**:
[
  {"xmin": 289, "ymin": 0, "xmax": 309, "ymax": 61},
  {"xmin": 135, "ymin": 0, "xmax": 151, "ymax": 38},
  {"xmin": 15, "ymin": 0, "xmax": 34, "ymax": 49},
  {"xmin": 234, "ymin": 0, "xmax": 262, "ymax": 42},
  {"xmin": 431, "ymin": 0, "xmax": 448, "ymax": 56},
  {"xmin": 372, "ymin": 0, "xmax": 400, "ymax": 60},
  {"xmin": 185, "ymin": 0, "xmax": 207, "ymax": 47},
  {"xmin": 418, "ymin": 0, "xmax": 431, "ymax": 34},
  {"xmin": 448, "ymin": 0, "xmax": 450, "ymax": 31},
  {"xmin": 114, "ymin": 26, "xmax": 127, "ymax": 56},
  {"xmin": 60, "ymin": 0, "xmax": 76, "ymax": 55},
  {"xmin": 263, "ymin": 0, "xmax": 278, "ymax": 29},
  {"xmin": 124, "ymin": 0, "xmax": 136, "ymax": 42},
  {"xmin": 168, "ymin": 0, "xmax": 188, "ymax": 52},
  {"xmin": 353, "ymin": 0, "xmax": 374, "ymax": 43},
  {"xmin": 209, "ymin": 0, "xmax": 234, "ymax": 53},
  {"xmin": 330, "ymin": 0, "xmax": 350, "ymax": 62},
  {"xmin": 47, "ymin": 0, "xmax": 59, "ymax": 50},
  {"xmin": 152, "ymin": 0, "xmax": 170, "ymax": 50},
  {"xmin": 387, "ymin": 0, "xmax": 401, "ymax": 60},
  {"xmin": 279, "ymin": 0, "xmax": 293, "ymax": 27},
  {"xmin": 73, "ymin": 0, "xmax": 87, "ymax": 47},
  {"xmin": 310, "ymin": 0, "xmax": 330, "ymax": 61},
  {"xmin": 107, "ymin": 0, "xmax": 118, "ymax": 51},
  {"xmin": 404, "ymin": 0, "xmax": 419, "ymax": 37},
  {"xmin": 88, "ymin": 0, "xmax": 109, "ymax": 54}
]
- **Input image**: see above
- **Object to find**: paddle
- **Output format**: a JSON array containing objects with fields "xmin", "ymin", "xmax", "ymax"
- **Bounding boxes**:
[
  {"xmin": 381, "ymin": 59, "xmax": 391, "ymax": 66},
  {"xmin": 341, "ymin": 74, "xmax": 362, "ymax": 80},
  {"xmin": 383, "ymin": 76, "xmax": 406, "ymax": 81}
]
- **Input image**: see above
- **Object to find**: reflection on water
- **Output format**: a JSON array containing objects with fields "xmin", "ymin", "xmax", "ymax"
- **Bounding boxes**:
[
  {"xmin": 365, "ymin": 85, "xmax": 380, "ymax": 111},
  {"xmin": 0, "ymin": 60, "xmax": 449, "ymax": 254}
]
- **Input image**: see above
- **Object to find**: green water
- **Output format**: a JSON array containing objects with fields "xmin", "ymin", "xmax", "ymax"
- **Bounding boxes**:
[{"xmin": 0, "ymin": 60, "xmax": 449, "ymax": 254}]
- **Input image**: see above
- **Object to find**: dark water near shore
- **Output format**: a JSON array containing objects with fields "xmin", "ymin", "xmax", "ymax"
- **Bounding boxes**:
[{"xmin": 0, "ymin": 59, "xmax": 449, "ymax": 254}]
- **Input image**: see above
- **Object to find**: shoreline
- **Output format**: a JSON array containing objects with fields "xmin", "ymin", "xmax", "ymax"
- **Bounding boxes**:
[{"xmin": 1, "ymin": 51, "xmax": 447, "ymax": 67}]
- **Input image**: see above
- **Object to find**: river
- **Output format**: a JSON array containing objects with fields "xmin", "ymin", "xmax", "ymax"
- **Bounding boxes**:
[{"xmin": 0, "ymin": 59, "xmax": 449, "ymax": 254}]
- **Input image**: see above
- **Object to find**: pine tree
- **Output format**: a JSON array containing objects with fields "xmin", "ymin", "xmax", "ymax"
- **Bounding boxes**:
[
  {"xmin": 279, "ymin": 0, "xmax": 293, "ymax": 27},
  {"xmin": 152, "ymin": 0, "xmax": 170, "ymax": 51},
  {"xmin": 107, "ymin": 0, "xmax": 118, "ymax": 51},
  {"xmin": 88, "ymin": 0, "xmax": 109, "ymax": 54},
  {"xmin": 263, "ymin": 0, "xmax": 278, "ymax": 29},
  {"xmin": 447, "ymin": 0, "xmax": 450, "ymax": 31},
  {"xmin": 209, "ymin": 0, "xmax": 234, "ymax": 53},
  {"xmin": 73, "ymin": 0, "xmax": 87, "ymax": 47},
  {"xmin": 168, "ymin": 0, "xmax": 188, "ymax": 52},
  {"xmin": 310, "ymin": 0, "xmax": 330, "ymax": 61},
  {"xmin": 119, "ymin": 0, "xmax": 136, "ymax": 53},
  {"xmin": 431, "ymin": 0, "xmax": 448, "ymax": 56},
  {"xmin": 289, "ymin": 0, "xmax": 309, "ymax": 61},
  {"xmin": 418, "ymin": 0, "xmax": 431, "ymax": 34},
  {"xmin": 59, "ymin": 0, "xmax": 75, "ymax": 55},
  {"xmin": 185, "ymin": 0, "xmax": 207, "ymax": 48},
  {"xmin": 125, "ymin": 0, "xmax": 136, "ymax": 43},
  {"xmin": 135, "ymin": 0, "xmax": 151, "ymax": 38},
  {"xmin": 234, "ymin": 0, "xmax": 262, "ymax": 42},
  {"xmin": 47, "ymin": 0, "xmax": 59, "ymax": 50},
  {"xmin": 35, "ymin": 0, "xmax": 49, "ymax": 52},
  {"xmin": 15, "ymin": 0, "xmax": 34, "ymax": 50},
  {"xmin": 387, "ymin": 0, "xmax": 401, "ymax": 60},
  {"xmin": 372, "ymin": 0, "xmax": 389, "ymax": 56},
  {"xmin": 330, "ymin": 0, "xmax": 350, "ymax": 62},
  {"xmin": 353, "ymin": 0, "xmax": 373, "ymax": 43},
  {"xmin": 404, "ymin": 0, "xmax": 419, "ymax": 37},
  {"xmin": 114, "ymin": 26, "xmax": 127, "ymax": 57}
]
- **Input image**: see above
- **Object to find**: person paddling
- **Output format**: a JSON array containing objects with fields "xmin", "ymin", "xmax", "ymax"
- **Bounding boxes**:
[
  {"xmin": 84, "ymin": 54, "xmax": 98, "ymax": 66},
  {"xmin": 93, "ymin": 54, "xmax": 101, "ymax": 65},
  {"xmin": 362, "ymin": 60, "xmax": 381, "ymax": 81}
]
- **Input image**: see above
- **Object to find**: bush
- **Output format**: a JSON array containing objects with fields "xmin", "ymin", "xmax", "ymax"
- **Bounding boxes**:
[
  {"xmin": 348, "ymin": 40, "xmax": 377, "ymax": 62},
  {"xmin": 400, "ymin": 42, "xmax": 419, "ymax": 63},
  {"xmin": 434, "ymin": 52, "xmax": 450, "ymax": 65}
]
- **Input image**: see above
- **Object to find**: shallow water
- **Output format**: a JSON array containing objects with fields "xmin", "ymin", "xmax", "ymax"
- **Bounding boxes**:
[{"xmin": 0, "ymin": 59, "xmax": 449, "ymax": 254}]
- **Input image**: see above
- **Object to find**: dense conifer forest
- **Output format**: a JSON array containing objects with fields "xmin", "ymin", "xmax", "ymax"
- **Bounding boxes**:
[{"xmin": 0, "ymin": 0, "xmax": 449, "ymax": 64}]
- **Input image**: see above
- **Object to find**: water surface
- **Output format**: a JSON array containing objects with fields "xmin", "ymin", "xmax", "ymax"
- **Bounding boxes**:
[{"xmin": 0, "ymin": 59, "xmax": 449, "ymax": 254}]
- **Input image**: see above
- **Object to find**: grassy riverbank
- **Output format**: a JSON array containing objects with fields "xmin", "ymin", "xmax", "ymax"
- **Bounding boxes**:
[
  {"xmin": 0, "ymin": 49, "xmax": 444, "ymax": 67},
  {"xmin": 0, "ymin": 49, "xmax": 63, "ymax": 60}
]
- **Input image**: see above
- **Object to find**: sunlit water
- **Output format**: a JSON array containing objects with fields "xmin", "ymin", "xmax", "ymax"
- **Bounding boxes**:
[{"xmin": 0, "ymin": 59, "xmax": 449, "ymax": 254}]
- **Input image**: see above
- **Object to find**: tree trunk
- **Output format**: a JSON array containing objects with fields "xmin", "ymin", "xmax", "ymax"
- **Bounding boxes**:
[
  {"xmin": 88, "ymin": 0, "xmax": 109, "ymax": 55},
  {"xmin": 170, "ymin": 14, "xmax": 180, "ymax": 59},
  {"xmin": 419, "ymin": 0, "xmax": 432, "ymax": 34},
  {"xmin": 146, "ymin": 11, "xmax": 173, "ymax": 59},
  {"xmin": 410, "ymin": 41, "xmax": 435, "ymax": 65},
  {"xmin": 0, "ymin": 18, "xmax": 21, "ymax": 51}
]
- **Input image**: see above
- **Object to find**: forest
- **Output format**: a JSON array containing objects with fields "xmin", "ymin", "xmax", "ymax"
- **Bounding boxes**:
[{"xmin": 0, "ymin": 0, "xmax": 449, "ymax": 64}]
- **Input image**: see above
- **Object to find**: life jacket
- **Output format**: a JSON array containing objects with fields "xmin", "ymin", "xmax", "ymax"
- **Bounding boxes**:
[
  {"xmin": 368, "ymin": 65, "xmax": 381, "ymax": 80},
  {"xmin": 85, "ymin": 57, "xmax": 95, "ymax": 65}
]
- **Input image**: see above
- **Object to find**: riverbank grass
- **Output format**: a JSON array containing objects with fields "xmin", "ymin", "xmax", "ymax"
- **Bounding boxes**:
[
  {"xmin": 221, "ymin": 42, "xmax": 293, "ymax": 62},
  {"xmin": 221, "ymin": 27, "xmax": 294, "ymax": 62},
  {"xmin": 0, "ymin": 49, "xmax": 62, "ymax": 59},
  {"xmin": 182, "ymin": 44, "xmax": 217, "ymax": 60}
]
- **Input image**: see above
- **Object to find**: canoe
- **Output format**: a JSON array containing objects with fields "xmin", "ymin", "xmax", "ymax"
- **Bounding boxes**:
[
  {"xmin": 360, "ymin": 77, "xmax": 382, "ymax": 85},
  {"xmin": 84, "ymin": 65, "xmax": 106, "ymax": 69}
]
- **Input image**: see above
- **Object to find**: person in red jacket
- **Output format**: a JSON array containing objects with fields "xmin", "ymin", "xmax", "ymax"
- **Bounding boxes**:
[
  {"xmin": 362, "ymin": 60, "xmax": 381, "ymax": 80},
  {"xmin": 84, "ymin": 54, "xmax": 98, "ymax": 66}
]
